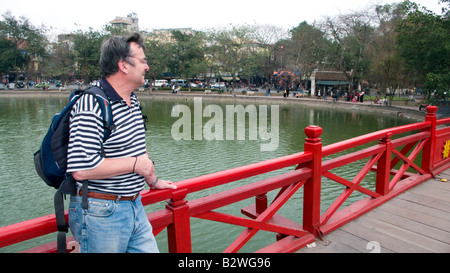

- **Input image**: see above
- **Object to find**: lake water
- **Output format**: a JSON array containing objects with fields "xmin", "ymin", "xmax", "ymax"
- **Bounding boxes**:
[{"xmin": 0, "ymin": 94, "xmax": 413, "ymax": 252}]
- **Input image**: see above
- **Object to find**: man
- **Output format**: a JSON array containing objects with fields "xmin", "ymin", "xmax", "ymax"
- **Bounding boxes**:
[{"xmin": 67, "ymin": 33, "xmax": 177, "ymax": 253}]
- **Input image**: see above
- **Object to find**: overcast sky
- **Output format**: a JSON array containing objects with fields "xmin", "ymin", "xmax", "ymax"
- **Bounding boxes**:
[{"xmin": 2, "ymin": 0, "xmax": 445, "ymax": 36}]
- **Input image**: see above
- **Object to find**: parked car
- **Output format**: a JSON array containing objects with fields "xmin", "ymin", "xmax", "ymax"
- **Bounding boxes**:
[
  {"xmin": 153, "ymin": 80, "xmax": 168, "ymax": 87},
  {"xmin": 170, "ymin": 79, "xmax": 188, "ymax": 88},
  {"xmin": 211, "ymin": 82, "xmax": 226, "ymax": 89}
]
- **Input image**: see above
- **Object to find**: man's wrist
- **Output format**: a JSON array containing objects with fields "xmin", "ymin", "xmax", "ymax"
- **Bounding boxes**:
[
  {"xmin": 150, "ymin": 177, "xmax": 159, "ymax": 187},
  {"xmin": 132, "ymin": 156, "xmax": 138, "ymax": 173}
]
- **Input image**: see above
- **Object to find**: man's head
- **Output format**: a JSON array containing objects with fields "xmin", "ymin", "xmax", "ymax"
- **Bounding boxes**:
[{"xmin": 100, "ymin": 33, "xmax": 147, "ymax": 78}]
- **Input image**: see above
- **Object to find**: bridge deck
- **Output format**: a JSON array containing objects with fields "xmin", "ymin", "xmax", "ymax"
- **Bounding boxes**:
[{"xmin": 297, "ymin": 169, "xmax": 450, "ymax": 253}]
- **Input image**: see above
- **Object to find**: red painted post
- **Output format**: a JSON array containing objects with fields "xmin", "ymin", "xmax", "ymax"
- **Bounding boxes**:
[
  {"xmin": 376, "ymin": 133, "xmax": 392, "ymax": 196},
  {"xmin": 422, "ymin": 106, "xmax": 438, "ymax": 173},
  {"xmin": 255, "ymin": 194, "xmax": 268, "ymax": 214},
  {"xmin": 166, "ymin": 189, "xmax": 192, "ymax": 253},
  {"xmin": 303, "ymin": 126, "xmax": 323, "ymax": 237}
]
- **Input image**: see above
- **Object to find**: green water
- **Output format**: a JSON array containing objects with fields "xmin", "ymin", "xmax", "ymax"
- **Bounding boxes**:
[{"xmin": 0, "ymin": 95, "xmax": 413, "ymax": 252}]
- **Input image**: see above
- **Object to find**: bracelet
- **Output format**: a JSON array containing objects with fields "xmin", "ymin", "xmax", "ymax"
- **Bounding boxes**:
[
  {"xmin": 150, "ymin": 177, "xmax": 159, "ymax": 187},
  {"xmin": 132, "ymin": 157, "xmax": 138, "ymax": 173}
]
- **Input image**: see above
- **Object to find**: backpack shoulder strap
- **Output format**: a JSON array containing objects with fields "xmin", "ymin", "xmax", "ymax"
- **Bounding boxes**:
[
  {"xmin": 83, "ymin": 86, "xmax": 115, "ymax": 142},
  {"xmin": 54, "ymin": 88, "xmax": 114, "ymax": 253}
]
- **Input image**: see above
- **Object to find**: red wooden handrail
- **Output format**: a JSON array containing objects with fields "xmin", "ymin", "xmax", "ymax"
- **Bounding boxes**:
[
  {"xmin": 322, "ymin": 122, "xmax": 430, "ymax": 157},
  {"xmin": 2, "ymin": 106, "xmax": 450, "ymax": 253},
  {"xmin": 140, "ymin": 150, "xmax": 312, "ymax": 205}
]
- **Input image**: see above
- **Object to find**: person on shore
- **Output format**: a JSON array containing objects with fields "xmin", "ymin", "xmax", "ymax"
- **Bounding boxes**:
[{"xmin": 67, "ymin": 33, "xmax": 177, "ymax": 253}]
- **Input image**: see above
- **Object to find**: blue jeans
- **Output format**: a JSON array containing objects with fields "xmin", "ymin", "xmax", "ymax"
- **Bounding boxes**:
[{"xmin": 69, "ymin": 194, "xmax": 159, "ymax": 253}]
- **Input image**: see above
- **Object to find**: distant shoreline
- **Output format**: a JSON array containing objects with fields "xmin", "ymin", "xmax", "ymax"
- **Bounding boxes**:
[{"xmin": 0, "ymin": 89, "xmax": 425, "ymax": 121}]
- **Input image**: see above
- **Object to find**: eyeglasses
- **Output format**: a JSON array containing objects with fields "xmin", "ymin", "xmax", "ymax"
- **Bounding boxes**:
[{"xmin": 126, "ymin": 56, "xmax": 148, "ymax": 65}]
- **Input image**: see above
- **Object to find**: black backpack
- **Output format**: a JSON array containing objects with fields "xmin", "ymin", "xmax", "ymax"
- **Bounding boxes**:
[{"xmin": 34, "ymin": 86, "xmax": 115, "ymax": 253}]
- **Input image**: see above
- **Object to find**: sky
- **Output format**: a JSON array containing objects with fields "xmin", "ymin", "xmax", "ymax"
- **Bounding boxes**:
[{"xmin": 1, "ymin": 0, "xmax": 445, "ymax": 37}]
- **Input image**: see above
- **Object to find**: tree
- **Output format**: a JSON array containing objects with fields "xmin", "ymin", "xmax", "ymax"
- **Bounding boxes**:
[
  {"xmin": 250, "ymin": 24, "xmax": 289, "ymax": 85},
  {"xmin": 72, "ymin": 28, "xmax": 105, "ymax": 84},
  {"xmin": 144, "ymin": 37, "xmax": 172, "ymax": 92},
  {"xmin": 0, "ymin": 36, "xmax": 25, "ymax": 74},
  {"xmin": 365, "ymin": 2, "xmax": 409, "ymax": 98},
  {"xmin": 0, "ymin": 11, "xmax": 48, "ymax": 86},
  {"xmin": 320, "ymin": 9, "xmax": 375, "ymax": 88},
  {"xmin": 396, "ymin": 0, "xmax": 450, "ymax": 102},
  {"xmin": 168, "ymin": 30, "xmax": 206, "ymax": 91},
  {"xmin": 45, "ymin": 40, "xmax": 76, "ymax": 87},
  {"xmin": 208, "ymin": 25, "xmax": 254, "ymax": 93},
  {"xmin": 289, "ymin": 21, "xmax": 331, "ymax": 90}
]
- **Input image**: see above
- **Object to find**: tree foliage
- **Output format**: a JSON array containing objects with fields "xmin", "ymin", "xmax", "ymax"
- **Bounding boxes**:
[
  {"xmin": 0, "ymin": 11, "xmax": 48, "ymax": 77},
  {"xmin": 395, "ymin": 0, "xmax": 450, "ymax": 102},
  {"xmin": 1, "ymin": 0, "xmax": 449, "ymax": 101},
  {"xmin": 168, "ymin": 30, "xmax": 206, "ymax": 90},
  {"xmin": 72, "ymin": 28, "xmax": 105, "ymax": 84}
]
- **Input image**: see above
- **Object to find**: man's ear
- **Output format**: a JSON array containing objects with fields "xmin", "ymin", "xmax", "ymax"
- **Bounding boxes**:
[{"xmin": 118, "ymin": 59, "xmax": 129, "ymax": 74}]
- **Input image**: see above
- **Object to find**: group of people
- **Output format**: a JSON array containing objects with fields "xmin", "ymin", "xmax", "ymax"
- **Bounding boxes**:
[
  {"xmin": 315, "ymin": 89, "xmax": 366, "ymax": 103},
  {"xmin": 344, "ymin": 91, "xmax": 366, "ymax": 103},
  {"xmin": 171, "ymin": 84, "xmax": 181, "ymax": 93}
]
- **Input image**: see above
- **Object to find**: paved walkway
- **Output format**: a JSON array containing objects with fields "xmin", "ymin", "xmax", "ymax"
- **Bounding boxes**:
[{"xmin": 296, "ymin": 169, "xmax": 450, "ymax": 253}]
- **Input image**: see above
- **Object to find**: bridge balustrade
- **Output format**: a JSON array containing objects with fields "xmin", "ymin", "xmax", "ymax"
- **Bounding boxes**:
[{"xmin": 1, "ymin": 106, "xmax": 449, "ymax": 253}]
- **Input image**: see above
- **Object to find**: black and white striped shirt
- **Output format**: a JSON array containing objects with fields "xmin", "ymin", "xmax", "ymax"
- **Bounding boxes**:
[{"xmin": 67, "ymin": 78, "xmax": 147, "ymax": 196}]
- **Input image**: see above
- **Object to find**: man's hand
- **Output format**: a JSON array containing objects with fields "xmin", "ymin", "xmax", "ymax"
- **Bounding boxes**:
[{"xmin": 134, "ymin": 156, "xmax": 177, "ymax": 190}]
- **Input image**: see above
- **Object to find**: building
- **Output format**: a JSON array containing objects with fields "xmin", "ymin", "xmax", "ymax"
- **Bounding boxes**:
[
  {"xmin": 311, "ymin": 69, "xmax": 353, "ymax": 94},
  {"xmin": 151, "ymin": 28, "xmax": 195, "ymax": 44},
  {"xmin": 110, "ymin": 13, "xmax": 139, "ymax": 32}
]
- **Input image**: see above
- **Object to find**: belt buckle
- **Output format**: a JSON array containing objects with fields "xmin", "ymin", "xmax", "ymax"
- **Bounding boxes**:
[{"xmin": 131, "ymin": 193, "xmax": 138, "ymax": 201}]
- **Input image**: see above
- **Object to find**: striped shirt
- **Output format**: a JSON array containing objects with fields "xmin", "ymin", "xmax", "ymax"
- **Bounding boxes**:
[{"xmin": 67, "ymin": 78, "xmax": 147, "ymax": 196}]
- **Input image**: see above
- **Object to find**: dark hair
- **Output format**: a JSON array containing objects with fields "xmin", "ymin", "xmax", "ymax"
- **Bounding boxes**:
[{"xmin": 100, "ymin": 33, "xmax": 146, "ymax": 77}]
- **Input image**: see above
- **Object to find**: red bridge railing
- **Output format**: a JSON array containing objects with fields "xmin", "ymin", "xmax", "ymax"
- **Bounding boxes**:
[{"xmin": 1, "ymin": 106, "xmax": 450, "ymax": 253}]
